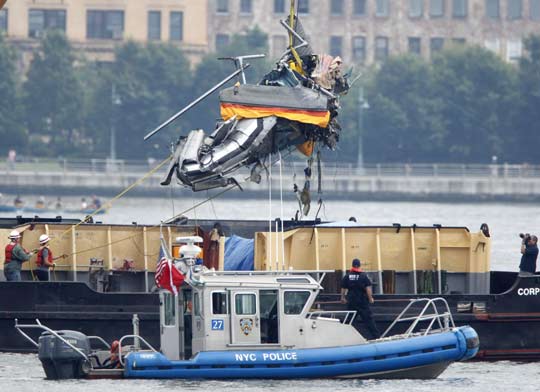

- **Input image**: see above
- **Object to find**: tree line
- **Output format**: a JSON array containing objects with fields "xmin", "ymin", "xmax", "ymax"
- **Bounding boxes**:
[{"xmin": 0, "ymin": 30, "xmax": 539, "ymax": 164}]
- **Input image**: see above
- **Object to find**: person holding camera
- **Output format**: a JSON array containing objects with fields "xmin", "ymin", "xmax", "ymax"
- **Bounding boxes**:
[{"xmin": 519, "ymin": 233, "xmax": 538, "ymax": 276}]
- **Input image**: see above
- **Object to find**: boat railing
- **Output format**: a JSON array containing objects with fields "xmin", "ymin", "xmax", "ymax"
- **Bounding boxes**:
[
  {"xmin": 380, "ymin": 297, "xmax": 455, "ymax": 339},
  {"xmin": 306, "ymin": 310, "xmax": 357, "ymax": 325},
  {"xmin": 203, "ymin": 270, "xmax": 331, "ymax": 285},
  {"xmin": 117, "ymin": 335, "xmax": 158, "ymax": 367},
  {"xmin": 14, "ymin": 319, "xmax": 156, "ymax": 368},
  {"xmin": 14, "ymin": 318, "xmax": 89, "ymax": 362},
  {"xmin": 87, "ymin": 336, "xmax": 111, "ymax": 350}
]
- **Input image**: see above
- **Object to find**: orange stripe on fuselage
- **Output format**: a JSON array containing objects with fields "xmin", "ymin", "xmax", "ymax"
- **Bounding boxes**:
[{"xmin": 220, "ymin": 103, "xmax": 330, "ymax": 128}]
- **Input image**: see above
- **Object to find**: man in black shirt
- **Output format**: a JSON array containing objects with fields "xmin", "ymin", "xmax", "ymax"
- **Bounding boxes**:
[
  {"xmin": 519, "ymin": 235, "xmax": 539, "ymax": 276},
  {"xmin": 340, "ymin": 259, "xmax": 380, "ymax": 339}
]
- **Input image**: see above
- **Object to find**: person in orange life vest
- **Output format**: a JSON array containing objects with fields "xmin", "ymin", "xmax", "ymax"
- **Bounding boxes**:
[
  {"xmin": 105, "ymin": 340, "xmax": 122, "ymax": 369},
  {"xmin": 340, "ymin": 258, "xmax": 380, "ymax": 339},
  {"xmin": 4, "ymin": 230, "xmax": 32, "ymax": 282},
  {"xmin": 36, "ymin": 234, "xmax": 55, "ymax": 281}
]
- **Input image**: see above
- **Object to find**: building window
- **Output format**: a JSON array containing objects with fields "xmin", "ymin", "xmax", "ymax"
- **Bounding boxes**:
[
  {"xmin": 484, "ymin": 38, "xmax": 501, "ymax": 54},
  {"xmin": 0, "ymin": 9, "xmax": 7, "ymax": 33},
  {"xmin": 532, "ymin": 0, "xmax": 540, "ymax": 20},
  {"xmin": 272, "ymin": 35, "xmax": 287, "ymax": 59},
  {"xmin": 331, "ymin": 0, "xmax": 344, "ymax": 14},
  {"xmin": 486, "ymin": 0, "xmax": 500, "ymax": 18},
  {"xmin": 375, "ymin": 36, "xmax": 389, "ymax": 61},
  {"xmin": 216, "ymin": 33, "xmax": 230, "ymax": 50},
  {"xmin": 217, "ymin": 0, "xmax": 229, "ymax": 13},
  {"xmin": 507, "ymin": 40, "xmax": 522, "ymax": 62},
  {"xmin": 452, "ymin": 0, "xmax": 467, "ymax": 17},
  {"xmin": 29, "ymin": 9, "xmax": 66, "ymax": 38},
  {"xmin": 409, "ymin": 37, "xmax": 421, "ymax": 54},
  {"xmin": 507, "ymin": 0, "xmax": 522, "ymax": 19},
  {"xmin": 431, "ymin": 37, "xmax": 445, "ymax": 53},
  {"xmin": 376, "ymin": 0, "xmax": 390, "ymax": 16},
  {"xmin": 274, "ymin": 0, "xmax": 286, "ymax": 13},
  {"xmin": 147, "ymin": 11, "xmax": 161, "ymax": 40},
  {"xmin": 430, "ymin": 0, "xmax": 445, "ymax": 16},
  {"xmin": 330, "ymin": 36, "xmax": 343, "ymax": 57},
  {"xmin": 298, "ymin": 0, "xmax": 310, "ymax": 14},
  {"xmin": 170, "ymin": 12, "xmax": 183, "ymax": 41},
  {"xmin": 87, "ymin": 10, "xmax": 124, "ymax": 39},
  {"xmin": 410, "ymin": 0, "xmax": 424, "ymax": 17},
  {"xmin": 452, "ymin": 38, "xmax": 466, "ymax": 44},
  {"xmin": 240, "ymin": 0, "xmax": 253, "ymax": 14},
  {"xmin": 352, "ymin": 36, "xmax": 366, "ymax": 63},
  {"xmin": 353, "ymin": 0, "xmax": 367, "ymax": 15}
]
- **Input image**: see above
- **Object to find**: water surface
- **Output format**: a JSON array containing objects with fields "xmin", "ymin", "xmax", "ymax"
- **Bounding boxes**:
[{"xmin": 0, "ymin": 353, "xmax": 537, "ymax": 392}]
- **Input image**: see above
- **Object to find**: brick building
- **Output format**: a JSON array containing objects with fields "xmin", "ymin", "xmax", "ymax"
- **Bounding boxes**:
[{"xmin": 208, "ymin": 0, "xmax": 540, "ymax": 65}]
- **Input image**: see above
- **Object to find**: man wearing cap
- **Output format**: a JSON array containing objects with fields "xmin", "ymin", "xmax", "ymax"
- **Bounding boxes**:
[
  {"xmin": 4, "ymin": 230, "xmax": 32, "ymax": 281},
  {"xmin": 340, "ymin": 258, "xmax": 380, "ymax": 339},
  {"xmin": 36, "ymin": 234, "xmax": 55, "ymax": 281}
]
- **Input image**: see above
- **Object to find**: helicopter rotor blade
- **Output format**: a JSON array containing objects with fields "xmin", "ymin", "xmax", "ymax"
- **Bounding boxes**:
[{"xmin": 143, "ymin": 64, "xmax": 250, "ymax": 141}]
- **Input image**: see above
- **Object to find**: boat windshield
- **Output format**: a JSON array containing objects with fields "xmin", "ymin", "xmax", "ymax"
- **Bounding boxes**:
[{"xmin": 284, "ymin": 291, "xmax": 310, "ymax": 314}]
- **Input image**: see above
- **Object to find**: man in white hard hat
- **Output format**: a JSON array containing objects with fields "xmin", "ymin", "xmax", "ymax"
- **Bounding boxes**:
[
  {"xmin": 4, "ymin": 230, "xmax": 32, "ymax": 281},
  {"xmin": 36, "ymin": 234, "xmax": 55, "ymax": 281}
]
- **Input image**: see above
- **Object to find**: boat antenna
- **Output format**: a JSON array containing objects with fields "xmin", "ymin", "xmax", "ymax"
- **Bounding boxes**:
[
  {"xmin": 278, "ymin": 151, "xmax": 286, "ymax": 270},
  {"xmin": 268, "ymin": 153, "xmax": 273, "ymax": 271}
]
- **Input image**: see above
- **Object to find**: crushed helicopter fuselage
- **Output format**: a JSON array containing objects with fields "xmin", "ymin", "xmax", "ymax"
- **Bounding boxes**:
[{"xmin": 155, "ymin": 10, "xmax": 350, "ymax": 193}]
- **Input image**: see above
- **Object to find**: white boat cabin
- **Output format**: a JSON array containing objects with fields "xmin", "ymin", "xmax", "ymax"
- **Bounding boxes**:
[{"xmin": 159, "ymin": 271, "xmax": 366, "ymax": 360}]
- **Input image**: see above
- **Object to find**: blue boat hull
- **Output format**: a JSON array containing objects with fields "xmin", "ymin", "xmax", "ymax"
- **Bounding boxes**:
[{"xmin": 124, "ymin": 326, "xmax": 478, "ymax": 379}]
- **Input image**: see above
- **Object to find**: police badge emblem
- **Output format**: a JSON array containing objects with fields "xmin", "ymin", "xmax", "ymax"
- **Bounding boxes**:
[{"xmin": 239, "ymin": 318, "xmax": 253, "ymax": 336}]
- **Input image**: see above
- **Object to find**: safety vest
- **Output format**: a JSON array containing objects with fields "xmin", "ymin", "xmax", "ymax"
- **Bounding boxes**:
[
  {"xmin": 4, "ymin": 243, "xmax": 16, "ymax": 264},
  {"xmin": 37, "ymin": 247, "xmax": 52, "ymax": 267}
]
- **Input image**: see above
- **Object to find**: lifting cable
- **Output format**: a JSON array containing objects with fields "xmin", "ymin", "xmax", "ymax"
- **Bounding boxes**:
[
  {"xmin": 26, "ymin": 154, "xmax": 173, "ymax": 269},
  {"xmin": 49, "ymin": 181, "xmax": 242, "ymax": 262},
  {"xmin": 52, "ymin": 153, "xmax": 174, "ymax": 245},
  {"xmin": 43, "ymin": 149, "xmax": 296, "ymax": 265}
]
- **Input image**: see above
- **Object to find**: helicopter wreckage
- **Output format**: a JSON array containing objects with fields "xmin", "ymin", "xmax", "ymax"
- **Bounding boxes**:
[{"xmin": 146, "ymin": 3, "xmax": 351, "ymax": 208}]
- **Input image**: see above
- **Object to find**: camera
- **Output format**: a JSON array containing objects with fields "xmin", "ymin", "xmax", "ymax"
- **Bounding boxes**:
[{"xmin": 520, "ymin": 233, "xmax": 531, "ymax": 243}]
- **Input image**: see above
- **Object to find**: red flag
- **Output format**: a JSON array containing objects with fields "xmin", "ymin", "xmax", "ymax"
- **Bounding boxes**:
[{"xmin": 155, "ymin": 244, "xmax": 184, "ymax": 295}]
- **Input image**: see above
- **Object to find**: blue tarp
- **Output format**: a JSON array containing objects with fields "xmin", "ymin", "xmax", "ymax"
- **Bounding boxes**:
[{"xmin": 224, "ymin": 235, "xmax": 254, "ymax": 271}]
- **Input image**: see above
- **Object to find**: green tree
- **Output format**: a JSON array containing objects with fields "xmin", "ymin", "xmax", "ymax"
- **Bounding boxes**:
[
  {"xmin": 431, "ymin": 46, "xmax": 517, "ymax": 163},
  {"xmin": 90, "ymin": 42, "xmax": 191, "ymax": 159},
  {"xmin": 23, "ymin": 31, "xmax": 83, "ymax": 156},
  {"xmin": 0, "ymin": 33, "xmax": 26, "ymax": 154},
  {"xmin": 78, "ymin": 61, "xmax": 113, "ymax": 157},
  {"xmin": 358, "ymin": 47, "xmax": 517, "ymax": 164},
  {"xmin": 187, "ymin": 27, "xmax": 270, "ymax": 132},
  {"xmin": 515, "ymin": 35, "xmax": 540, "ymax": 163},
  {"xmin": 363, "ymin": 55, "xmax": 445, "ymax": 162},
  {"xmin": 335, "ymin": 71, "xmax": 374, "ymax": 164}
]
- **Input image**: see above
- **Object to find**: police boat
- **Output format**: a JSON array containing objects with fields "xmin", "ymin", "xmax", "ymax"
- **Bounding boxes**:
[{"xmin": 14, "ymin": 237, "xmax": 479, "ymax": 380}]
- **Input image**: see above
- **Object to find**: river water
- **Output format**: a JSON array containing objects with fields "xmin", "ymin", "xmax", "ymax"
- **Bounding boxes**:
[
  {"xmin": 2, "ymin": 193, "xmax": 535, "ymax": 269},
  {"xmin": 83, "ymin": 196, "xmax": 536, "ymax": 271},
  {"xmin": 3, "ymin": 197, "xmax": 540, "ymax": 389},
  {"xmin": 0, "ymin": 352, "xmax": 538, "ymax": 392}
]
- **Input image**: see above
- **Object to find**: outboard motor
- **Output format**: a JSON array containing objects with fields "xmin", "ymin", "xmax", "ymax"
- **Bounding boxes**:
[{"xmin": 38, "ymin": 330, "xmax": 91, "ymax": 379}]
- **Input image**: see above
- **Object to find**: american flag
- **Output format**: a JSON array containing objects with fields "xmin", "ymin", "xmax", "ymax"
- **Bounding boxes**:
[{"xmin": 155, "ymin": 240, "xmax": 184, "ymax": 295}]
